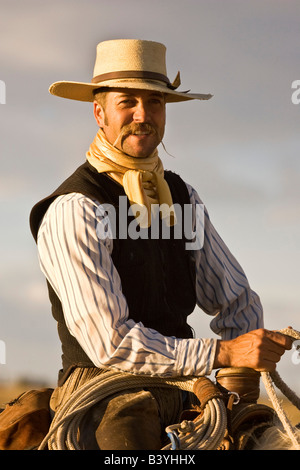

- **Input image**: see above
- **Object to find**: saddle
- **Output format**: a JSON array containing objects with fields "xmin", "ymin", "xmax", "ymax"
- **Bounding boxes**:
[
  {"xmin": 214, "ymin": 368, "xmax": 275, "ymax": 450},
  {"xmin": 0, "ymin": 388, "xmax": 53, "ymax": 450}
]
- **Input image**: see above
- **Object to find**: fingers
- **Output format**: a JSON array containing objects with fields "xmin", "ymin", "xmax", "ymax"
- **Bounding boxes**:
[
  {"xmin": 251, "ymin": 329, "xmax": 293, "ymax": 371},
  {"xmin": 240, "ymin": 328, "xmax": 292, "ymax": 354},
  {"xmin": 213, "ymin": 328, "xmax": 293, "ymax": 372},
  {"xmin": 254, "ymin": 347, "xmax": 284, "ymax": 372},
  {"xmin": 264, "ymin": 329, "xmax": 293, "ymax": 350}
]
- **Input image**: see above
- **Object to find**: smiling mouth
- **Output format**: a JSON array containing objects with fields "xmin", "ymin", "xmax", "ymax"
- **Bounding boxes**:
[
  {"xmin": 131, "ymin": 131, "xmax": 152, "ymax": 136},
  {"xmin": 112, "ymin": 123, "xmax": 160, "ymax": 150},
  {"xmin": 126, "ymin": 123, "xmax": 156, "ymax": 136}
]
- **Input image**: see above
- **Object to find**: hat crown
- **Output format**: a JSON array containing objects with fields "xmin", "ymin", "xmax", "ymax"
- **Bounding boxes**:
[
  {"xmin": 49, "ymin": 38, "xmax": 212, "ymax": 103},
  {"xmin": 93, "ymin": 39, "xmax": 167, "ymax": 79}
]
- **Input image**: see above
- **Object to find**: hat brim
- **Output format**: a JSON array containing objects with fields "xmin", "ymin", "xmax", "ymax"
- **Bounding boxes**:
[{"xmin": 49, "ymin": 79, "xmax": 212, "ymax": 103}]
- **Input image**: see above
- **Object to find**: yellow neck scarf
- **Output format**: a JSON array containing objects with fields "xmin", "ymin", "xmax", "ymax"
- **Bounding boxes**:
[{"xmin": 86, "ymin": 129, "xmax": 175, "ymax": 227}]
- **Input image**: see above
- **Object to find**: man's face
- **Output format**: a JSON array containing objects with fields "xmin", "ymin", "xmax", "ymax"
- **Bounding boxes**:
[{"xmin": 93, "ymin": 88, "xmax": 166, "ymax": 158}]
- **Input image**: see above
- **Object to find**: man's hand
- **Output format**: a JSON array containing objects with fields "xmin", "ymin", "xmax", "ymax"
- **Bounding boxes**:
[{"xmin": 213, "ymin": 328, "xmax": 293, "ymax": 372}]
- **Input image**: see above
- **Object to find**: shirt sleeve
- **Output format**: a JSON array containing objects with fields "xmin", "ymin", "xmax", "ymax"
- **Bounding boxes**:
[
  {"xmin": 37, "ymin": 193, "xmax": 217, "ymax": 378},
  {"xmin": 186, "ymin": 183, "xmax": 264, "ymax": 340}
]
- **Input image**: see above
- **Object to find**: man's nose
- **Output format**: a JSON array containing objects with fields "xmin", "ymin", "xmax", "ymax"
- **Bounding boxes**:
[{"xmin": 133, "ymin": 101, "xmax": 148, "ymax": 122}]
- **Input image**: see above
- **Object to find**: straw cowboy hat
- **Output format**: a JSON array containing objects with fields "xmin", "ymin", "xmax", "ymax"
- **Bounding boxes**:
[{"xmin": 49, "ymin": 39, "xmax": 212, "ymax": 103}]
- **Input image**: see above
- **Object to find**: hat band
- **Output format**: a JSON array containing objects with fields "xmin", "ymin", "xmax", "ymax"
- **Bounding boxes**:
[{"xmin": 91, "ymin": 70, "xmax": 176, "ymax": 89}]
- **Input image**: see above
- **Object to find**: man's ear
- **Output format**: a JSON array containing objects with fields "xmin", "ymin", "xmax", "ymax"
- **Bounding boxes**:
[{"xmin": 93, "ymin": 101, "xmax": 105, "ymax": 127}]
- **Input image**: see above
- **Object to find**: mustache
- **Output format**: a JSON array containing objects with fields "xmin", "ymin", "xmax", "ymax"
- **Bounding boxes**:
[{"xmin": 113, "ymin": 123, "xmax": 161, "ymax": 149}]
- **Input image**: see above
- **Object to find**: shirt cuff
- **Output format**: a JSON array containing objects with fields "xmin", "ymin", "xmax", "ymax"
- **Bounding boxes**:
[{"xmin": 174, "ymin": 338, "xmax": 218, "ymax": 377}]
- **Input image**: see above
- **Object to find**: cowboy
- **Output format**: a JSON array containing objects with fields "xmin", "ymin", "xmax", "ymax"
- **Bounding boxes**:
[{"xmin": 30, "ymin": 39, "xmax": 292, "ymax": 450}]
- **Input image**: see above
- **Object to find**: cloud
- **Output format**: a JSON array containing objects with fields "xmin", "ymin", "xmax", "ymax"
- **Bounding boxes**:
[{"xmin": 0, "ymin": 1, "xmax": 91, "ymax": 73}]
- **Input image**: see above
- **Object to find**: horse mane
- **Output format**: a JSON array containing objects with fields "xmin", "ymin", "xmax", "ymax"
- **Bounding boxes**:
[{"xmin": 253, "ymin": 424, "xmax": 300, "ymax": 450}]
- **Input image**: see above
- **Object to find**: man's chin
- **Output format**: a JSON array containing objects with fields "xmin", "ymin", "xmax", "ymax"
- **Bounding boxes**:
[
  {"xmin": 122, "ymin": 149, "xmax": 154, "ymax": 158},
  {"xmin": 121, "ymin": 135, "xmax": 158, "ymax": 158}
]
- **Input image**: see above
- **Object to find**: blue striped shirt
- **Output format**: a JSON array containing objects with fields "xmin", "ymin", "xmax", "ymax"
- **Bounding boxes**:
[{"xmin": 37, "ymin": 182, "xmax": 263, "ymax": 378}]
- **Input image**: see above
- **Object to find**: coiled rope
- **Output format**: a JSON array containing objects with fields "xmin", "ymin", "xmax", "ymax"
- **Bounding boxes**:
[
  {"xmin": 38, "ymin": 327, "xmax": 300, "ymax": 451},
  {"xmin": 38, "ymin": 373, "xmax": 227, "ymax": 450},
  {"xmin": 162, "ymin": 397, "xmax": 227, "ymax": 450}
]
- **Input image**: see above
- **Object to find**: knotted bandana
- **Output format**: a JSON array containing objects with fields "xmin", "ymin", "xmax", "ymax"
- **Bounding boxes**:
[{"xmin": 86, "ymin": 129, "xmax": 175, "ymax": 227}]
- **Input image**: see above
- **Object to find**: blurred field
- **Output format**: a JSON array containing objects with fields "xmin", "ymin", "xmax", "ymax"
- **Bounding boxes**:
[
  {"xmin": 258, "ymin": 395, "xmax": 300, "ymax": 426},
  {"xmin": 0, "ymin": 379, "xmax": 53, "ymax": 409}
]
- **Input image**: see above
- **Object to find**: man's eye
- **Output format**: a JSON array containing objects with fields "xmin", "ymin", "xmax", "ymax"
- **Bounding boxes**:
[
  {"xmin": 150, "ymin": 98, "xmax": 163, "ymax": 106},
  {"xmin": 119, "ymin": 99, "xmax": 134, "ymax": 106}
]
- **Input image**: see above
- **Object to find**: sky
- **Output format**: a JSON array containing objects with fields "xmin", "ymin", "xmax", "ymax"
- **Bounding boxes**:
[{"xmin": 0, "ymin": 0, "xmax": 299, "ymax": 393}]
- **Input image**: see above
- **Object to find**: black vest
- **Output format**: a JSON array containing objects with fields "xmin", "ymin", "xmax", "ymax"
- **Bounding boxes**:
[{"xmin": 30, "ymin": 162, "xmax": 197, "ymax": 383}]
